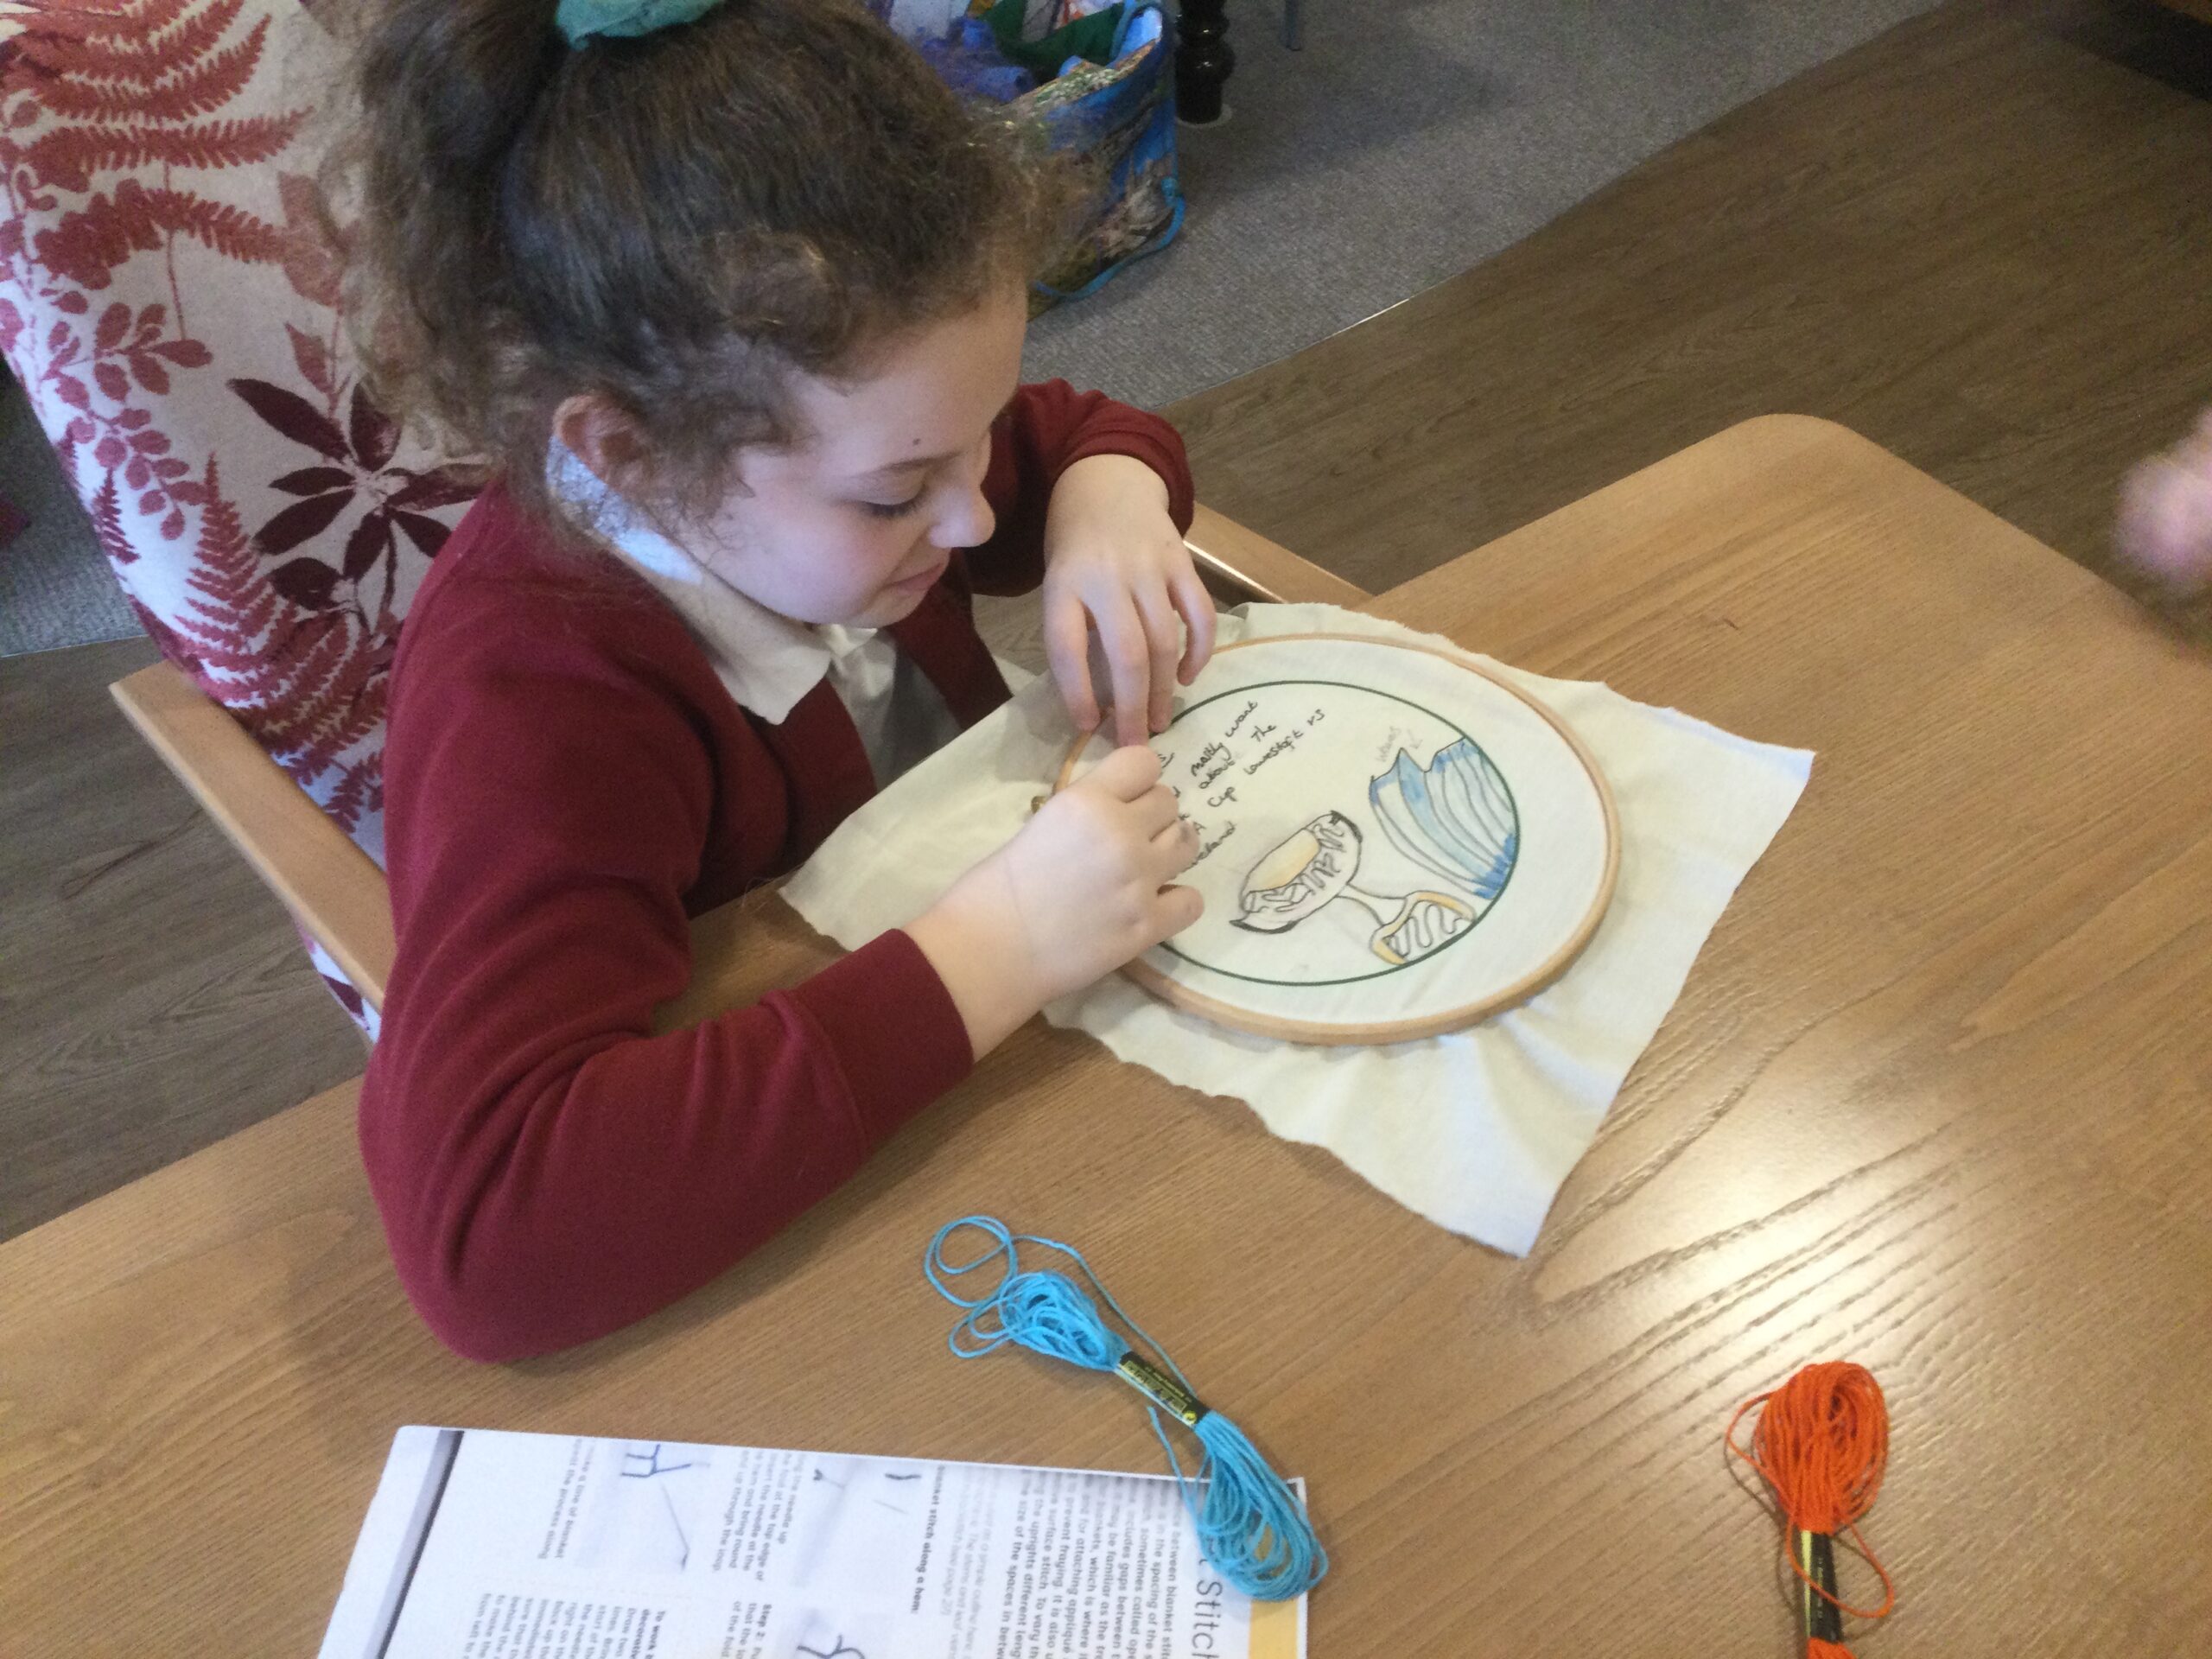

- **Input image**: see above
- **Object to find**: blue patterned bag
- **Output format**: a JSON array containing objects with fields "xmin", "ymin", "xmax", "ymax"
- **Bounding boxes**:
[{"xmin": 1018, "ymin": 3, "xmax": 1183, "ymax": 307}]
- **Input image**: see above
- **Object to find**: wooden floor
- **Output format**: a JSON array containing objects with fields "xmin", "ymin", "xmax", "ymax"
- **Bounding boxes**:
[
  {"xmin": 3, "ymin": 0, "xmax": 2207, "ymax": 1238},
  {"xmin": 1169, "ymin": 0, "xmax": 2212, "ymax": 645},
  {"xmin": 0, "ymin": 638, "xmax": 367, "ymax": 1236}
]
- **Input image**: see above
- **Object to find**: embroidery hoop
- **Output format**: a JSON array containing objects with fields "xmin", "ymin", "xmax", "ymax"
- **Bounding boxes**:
[{"xmin": 1053, "ymin": 632, "xmax": 1620, "ymax": 1046}]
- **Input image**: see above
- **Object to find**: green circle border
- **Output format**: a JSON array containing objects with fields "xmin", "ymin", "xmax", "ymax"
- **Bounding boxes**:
[{"xmin": 1151, "ymin": 677, "xmax": 1522, "ymax": 988}]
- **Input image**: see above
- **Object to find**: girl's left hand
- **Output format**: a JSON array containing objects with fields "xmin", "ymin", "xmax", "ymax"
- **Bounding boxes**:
[{"xmin": 1042, "ymin": 453, "xmax": 1217, "ymax": 746}]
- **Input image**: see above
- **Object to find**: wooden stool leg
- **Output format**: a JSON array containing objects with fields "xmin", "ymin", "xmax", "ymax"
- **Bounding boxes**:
[{"xmin": 1177, "ymin": 0, "xmax": 1234, "ymax": 124}]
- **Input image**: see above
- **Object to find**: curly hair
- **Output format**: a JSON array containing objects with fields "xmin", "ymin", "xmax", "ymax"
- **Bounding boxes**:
[{"xmin": 332, "ymin": 0, "xmax": 1074, "ymax": 528}]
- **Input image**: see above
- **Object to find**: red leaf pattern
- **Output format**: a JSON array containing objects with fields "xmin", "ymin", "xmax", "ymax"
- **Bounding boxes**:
[
  {"xmin": 229, "ymin": 375, "xmax": 346, "ymax": 460},
  {"xmin": 392, "ymin": 509, "xmax": 452, "ymax": 559},
  {"xmin": 270, "ymin": 464, "xmax": 352, "ymax": 495},
  {"xmin": 276, "ymin": 171, "xmax": 340, "ymax": 308},
  {"xmin": 341, "ymin": 510, "xmax": 390, "ymax": 581},
  {"xmin": 268, "ymin": 555, "xmax": 340, "ymax": 610},
  {"xmin": 281, "ymin": 320, "xmax": 332, "ymax": 399},
  {"xmin": 347, "ymin": 382, "xmax": 396, "ymax": 471},
  {"xmin": 390, "ymin": 462, "xmax": 487, "ymax": 510},
  {"xmin": 253, "ymin": 489, "xmax": 349, "ymax": 555},
  {"xmin": 35, "ymin": 178, "xmax": 289, "ymax": 289},
  {"xmin": 0, "ymin": 0, "xmax": 479, "ymax": 1020},
  {"xmin": 20, "ymin": 112, "xmax": 302, "ymax": 193},
  {"xmin": 89, "ymin": 471, "xmax": 135, "ymax": 565}
]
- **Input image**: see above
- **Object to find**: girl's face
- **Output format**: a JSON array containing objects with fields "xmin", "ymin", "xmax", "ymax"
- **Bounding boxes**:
[{"xmin": 690, "ymin": 286, "xmax": 1028, "ymax": 629}]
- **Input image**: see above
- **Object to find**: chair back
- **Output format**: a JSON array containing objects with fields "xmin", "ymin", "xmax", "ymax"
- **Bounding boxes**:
[{"xmin": 0, "ymin": 0, "xmax": 475, "ymax": 1025}]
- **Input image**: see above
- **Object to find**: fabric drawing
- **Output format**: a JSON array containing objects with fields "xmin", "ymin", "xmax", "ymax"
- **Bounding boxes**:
[{"xmin": 1230, "ymin": 728, "xmax": 1521, "ymax": 969}]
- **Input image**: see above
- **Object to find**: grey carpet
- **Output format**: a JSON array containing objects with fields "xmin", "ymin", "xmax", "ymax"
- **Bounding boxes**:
[
  {"xmin": 2, "ymin": 0, "xmax": 1944, "ymax": 658},
  {"xmin": 1023, "ymin": 0, "xmax": 1947, "ymax": 404},
  {"xmin": 0, "ymin": 372, "xmax": 137, "ymax": 657}
]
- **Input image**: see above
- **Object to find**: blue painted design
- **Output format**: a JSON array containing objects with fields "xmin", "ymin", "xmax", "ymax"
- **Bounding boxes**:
[{"xmin": 1370, "ymin": 737, "xmax": 1520, "ymax": 901}]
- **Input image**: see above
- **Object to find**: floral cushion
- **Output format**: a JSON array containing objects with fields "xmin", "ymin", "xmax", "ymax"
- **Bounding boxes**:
[{"xmin": 0, "ymin": 0, "xmax": 480, "ymax": 1031}]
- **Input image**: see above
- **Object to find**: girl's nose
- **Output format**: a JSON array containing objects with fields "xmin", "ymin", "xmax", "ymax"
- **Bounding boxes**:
[{"xmin": 931, "ymin": 479, "xmax": 995, "ymax": 550}]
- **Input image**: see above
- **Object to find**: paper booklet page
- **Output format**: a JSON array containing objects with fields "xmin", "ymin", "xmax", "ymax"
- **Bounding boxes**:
[{"xmin": 321, "ymin": 1426, "xmax": 1307, "ymax": 1659}]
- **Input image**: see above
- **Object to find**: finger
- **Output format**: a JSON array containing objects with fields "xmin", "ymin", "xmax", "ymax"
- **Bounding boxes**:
[
  {"xmin": 1095, "ymin": 596, "xmax": 1153, "ymax": 747},
  {"xmin": 1171, "ymin": 569, "xmax": 1217, "ymax": 684},
  {"xmin": 1085, "ymin": 741, "xmax": 1162, "ymax": 799},
  {"xmin": 1135, "ymin": 586, "xmax": 1182, "ymax": 734},
  {"xmin": 1153, "ymin": 882, "xmax": 1205, "ymax": 936},
  {"xmin": 1043, "ymin": 589, "xmax": 1099, "ymax": 733},
  {"xmin": 1130, "ymin": 782, "xmax": 1183, "ymax": 838},
  {"xmin": 1147, "ymin": 811, "xmax": 1199, "ymax": 876}
]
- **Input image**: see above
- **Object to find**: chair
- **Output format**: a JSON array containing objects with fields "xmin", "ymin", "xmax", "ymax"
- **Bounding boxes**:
[
  {"xmin": 0, "ymin": 0, "xmax": 474, "ymax": 1032},
  {"xmin": 1, "ymin": 0, "xmax": 1365, "ymax": 1027}
]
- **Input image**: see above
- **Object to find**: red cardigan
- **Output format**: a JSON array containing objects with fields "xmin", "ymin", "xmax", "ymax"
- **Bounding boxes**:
[{"xmin": 365, "ymin": 382, "xmax": 1193, "ymax": 1361}]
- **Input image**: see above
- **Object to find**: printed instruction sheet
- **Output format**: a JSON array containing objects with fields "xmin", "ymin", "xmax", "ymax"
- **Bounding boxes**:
[{"xmin": 321, "ymin": 1427, "xmax": 1308, "ymax": 1659}]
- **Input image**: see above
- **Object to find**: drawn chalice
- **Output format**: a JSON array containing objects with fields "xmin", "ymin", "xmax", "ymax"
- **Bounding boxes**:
[
  {"xmin": 1230, "ymin": 739, "xmax": 1519, "ymax": 969},
  {"xmin": 1232, "ymin": 811, "xmax": 1477, "ymax": 966}
]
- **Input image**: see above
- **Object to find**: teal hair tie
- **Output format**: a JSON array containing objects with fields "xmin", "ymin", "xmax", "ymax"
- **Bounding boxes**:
[{"xmin": 555, "ymin": 0, "xmax": 724, "ymax": 43}]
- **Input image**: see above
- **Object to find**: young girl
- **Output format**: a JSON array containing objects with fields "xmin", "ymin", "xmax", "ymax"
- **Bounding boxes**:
[{"xmin": 347, "ymin": 0, "xmax": 1212, "ymax": 1361}]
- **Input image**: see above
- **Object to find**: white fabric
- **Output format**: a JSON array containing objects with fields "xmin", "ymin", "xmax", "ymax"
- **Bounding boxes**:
[
  {"xmin": 781, "ymin": 604, "xmax": 1813, "ymax": 1255},
  {"xmin": 549, "ymin": 442, "xmax": 961, "ymax": 785}
]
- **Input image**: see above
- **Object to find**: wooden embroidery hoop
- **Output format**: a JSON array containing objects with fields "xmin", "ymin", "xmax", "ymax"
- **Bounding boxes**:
[{"xmin": 1052, "ymin": 632, "xmax": 1622, "ymax": 1046}]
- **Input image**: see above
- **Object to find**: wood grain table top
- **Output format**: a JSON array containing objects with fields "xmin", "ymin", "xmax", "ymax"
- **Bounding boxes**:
[{"xmin": 6, "ymin": 417, "xmax": 2209, "ymax": 1656}]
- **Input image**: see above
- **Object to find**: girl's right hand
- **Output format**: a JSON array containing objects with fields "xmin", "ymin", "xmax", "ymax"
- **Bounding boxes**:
[{"xmin": 906, "ymin": 746, "xmax": 1203, "ymax": 1057}]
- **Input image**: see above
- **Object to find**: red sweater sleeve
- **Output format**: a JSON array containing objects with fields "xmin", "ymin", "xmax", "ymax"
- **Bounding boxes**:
[
  {"xmin": 362, "ymin": 569, "xmax": 972, "ymax": 1362},
  {"xmin": 964, "ymin": 378, "xmax": 1196, "ymax": 596}
]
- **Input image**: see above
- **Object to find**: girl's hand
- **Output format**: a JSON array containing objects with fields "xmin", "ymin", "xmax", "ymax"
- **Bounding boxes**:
[
  {"xmin": 2119, "ymin": 408, "xmax": 2212, "ymax": 593},
  {"xmin": 1042, "ymin": 454, "xmax": 1217, "ymax": 747},
  {"xmin": 906, "ymin": 746, "xmax": 1202, "ymax": 1056}
]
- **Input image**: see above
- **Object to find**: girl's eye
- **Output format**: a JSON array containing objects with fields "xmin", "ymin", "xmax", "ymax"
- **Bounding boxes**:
[{"xmin": 860, "ymin": 494, "xmax": 925, "ymax": 521}]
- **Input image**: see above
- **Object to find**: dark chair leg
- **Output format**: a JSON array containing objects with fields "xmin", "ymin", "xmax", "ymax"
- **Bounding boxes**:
[{"xmin": 1176, "ymin": 0, "xmax": 1233, "ymax": 124}]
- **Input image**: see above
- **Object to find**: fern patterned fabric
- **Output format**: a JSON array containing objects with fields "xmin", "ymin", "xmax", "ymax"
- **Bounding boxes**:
[{"xmin": 0, "ymin": 0, "xmax": 479, "ymax": 1029}]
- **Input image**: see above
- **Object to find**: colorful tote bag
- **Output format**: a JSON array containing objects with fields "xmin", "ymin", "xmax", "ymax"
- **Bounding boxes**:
[{"xmin": 1021, "ymin": 3, "xmax": 1183, "ymax": 306}]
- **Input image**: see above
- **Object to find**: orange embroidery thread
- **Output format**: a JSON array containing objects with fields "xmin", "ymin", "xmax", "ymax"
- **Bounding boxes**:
[{"xmin": 1727, "ymin": 1361, "xmax": 1894, "ymax": 1657}]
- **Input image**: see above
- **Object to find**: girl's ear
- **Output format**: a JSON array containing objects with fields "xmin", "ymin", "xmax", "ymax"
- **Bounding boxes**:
[{"xmin": 554, "ymin": 391, "xmax": 652, "ymax": 494}]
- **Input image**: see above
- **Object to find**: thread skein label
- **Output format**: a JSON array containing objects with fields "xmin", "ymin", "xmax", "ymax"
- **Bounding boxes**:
[{"xmin": 1116, "ymin": 1353, "xmax": 1207, "ymax": 1427}]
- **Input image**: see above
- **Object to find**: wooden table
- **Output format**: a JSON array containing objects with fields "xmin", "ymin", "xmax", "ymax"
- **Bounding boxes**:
[{"xmin": 6, "ymin": 418, "xmax": 2209, "ymax": 1655}]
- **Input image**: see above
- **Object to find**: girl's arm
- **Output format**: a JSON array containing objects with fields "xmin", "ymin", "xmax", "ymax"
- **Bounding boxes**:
[
  {"xmin": 962, "ymin": 378, "xmax": 1196, "ymax": 595},
  {"xmin": 365, "ymin": 609, "xmax": 976, "ymax": 1362},
  {"xmin": 365, "ymin": 560, "xmax": 1195, "ymax": 1363}
]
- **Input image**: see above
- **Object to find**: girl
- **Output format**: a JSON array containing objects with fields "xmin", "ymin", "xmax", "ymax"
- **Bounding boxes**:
[{"xmin": 346, "ymin": 0, "xmax": 1212, "ymax": 1360}]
